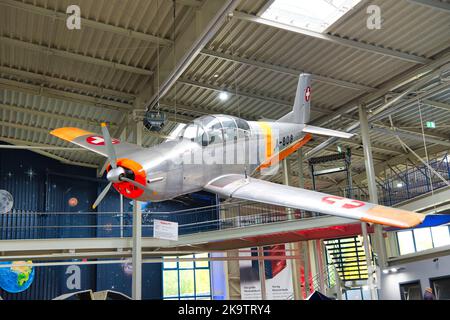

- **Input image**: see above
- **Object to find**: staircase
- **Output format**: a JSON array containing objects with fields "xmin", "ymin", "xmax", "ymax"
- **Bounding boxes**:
[
  {"xmin": 310, "ymin": 264, "xmax": 343, "ymax": 299},
  {"xmin": 324, "ymin": 237, "xmax": 369, "ymax": 281}
]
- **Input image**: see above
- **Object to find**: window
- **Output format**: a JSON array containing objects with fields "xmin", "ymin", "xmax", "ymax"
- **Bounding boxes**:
[
  {"xmin": 431, "ymin": 226, "xmax": 450, "ymax": 247},
  {"xmin": 397, "ymin": 226, "xmax": 450, "ymax": 256},
  {"xmin": 430, "ymin": 276, "xmax": 450, "ymax": 300},
  {"xmin": 413, "ymin": 228, "xmax": 433, "ymax": 252},
  {"xmin": 344, "ymin": 288, "xmax": 363, "ymax": 300},
  {"xmin": 397, "ymin": 230, "xmax": 416, "ymax": 255},
  {"xmin": 163, "ymin": 253, "xmax": 212, "ymax": 300},
  {"xmin": 400, "ymin": 281, "xmax": 422, "ymax": 300}
]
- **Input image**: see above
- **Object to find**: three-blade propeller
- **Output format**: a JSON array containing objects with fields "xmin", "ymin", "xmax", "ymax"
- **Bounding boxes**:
[{"xmin": 92, "ymin": 123, "xmax": 148, "ymax": 209}]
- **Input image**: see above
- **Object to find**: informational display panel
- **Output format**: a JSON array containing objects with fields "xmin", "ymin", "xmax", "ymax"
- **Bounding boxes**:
[
  {"xmin": 239, "ymin": 245, "xmax": 294, "ymax": 300},
  {"xmin": 153, "ymin": 219, "xmax": 178, "ymax": 241}
]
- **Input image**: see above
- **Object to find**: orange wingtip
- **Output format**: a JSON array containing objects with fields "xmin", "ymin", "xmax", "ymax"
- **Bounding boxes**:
[
  {"xmin": 50, "ymin": 127, "xmax": 93, "ymax": 142},
  {"xmin": 361, "ymin": 205, "xmax": 425, "ymax": 228}
]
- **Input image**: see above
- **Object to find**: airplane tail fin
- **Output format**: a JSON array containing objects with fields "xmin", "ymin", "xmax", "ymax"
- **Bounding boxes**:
[
  {"xmin": 293, "ymin": 73, "xmax": 311, "ymax": 124},
  {"xmin": 278, "ymin": 73, "xmax": 312, "ymax": 124},
  {"xmin": 278, "ymin": 73, "xmax": 354, "ymax": 139},
  {"xmin": 278, "ymin": 73, "xmax": 311, "ymax": 124}
]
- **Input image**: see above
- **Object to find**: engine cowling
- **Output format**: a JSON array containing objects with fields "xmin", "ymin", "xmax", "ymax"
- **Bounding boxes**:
[{"xmin": 107, "ymin": 158, "xmax": 146, "ymax": 199}]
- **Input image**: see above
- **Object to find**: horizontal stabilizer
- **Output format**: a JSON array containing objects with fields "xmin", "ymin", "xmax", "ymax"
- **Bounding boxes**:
[
  {"xmin": 302, "ymin": 125, "xmax": 354, "ymax": 139},
  {"xmin": 384, "ymin": 214, "xmax": 450, "ymax": 231}
]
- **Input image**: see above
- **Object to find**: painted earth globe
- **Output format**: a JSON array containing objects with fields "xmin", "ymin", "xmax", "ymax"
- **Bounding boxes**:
[{"xmin": 0, "ymin": 261, "xmax": 35, "ymax": 293}]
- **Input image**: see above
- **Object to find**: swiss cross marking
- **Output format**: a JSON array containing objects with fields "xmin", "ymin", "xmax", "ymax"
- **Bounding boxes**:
[
  {"xmin": 305, "ymin": 86, "xmax": 311, "ymax": 102},
  {"xmin": 322, "ymin": 196, "xmax": 365, "ymax": 209},
  {"xmin": 86, "ymin": 136, "xmax": 120, "ymax": 145}
]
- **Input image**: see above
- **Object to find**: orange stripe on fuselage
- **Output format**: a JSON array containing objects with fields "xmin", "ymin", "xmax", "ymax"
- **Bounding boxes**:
[
  {"xmin": 50, "ymin": 127, "xmax": 93, "ymax": 142},
  {"xmin": 257, "ymin": 122, "xmax": 272, "ymax": 160},
  {"xmin": 258, "ymin": 133, "xmax": 312, "ymax": 171}
]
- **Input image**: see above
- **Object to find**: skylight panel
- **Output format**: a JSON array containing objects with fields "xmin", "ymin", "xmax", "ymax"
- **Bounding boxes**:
[{"xmin": 260, "ymin": 0, "xmax": 362, "ymax": 33}]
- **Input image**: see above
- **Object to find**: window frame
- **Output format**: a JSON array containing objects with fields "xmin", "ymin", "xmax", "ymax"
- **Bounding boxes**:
[
  {"xmin": 396, "ymin": 225, "xmax": 450, "ymax": 256},
  {"xmin": 162, "ymin": 254, "xmax": 212, "ymax": 300}
]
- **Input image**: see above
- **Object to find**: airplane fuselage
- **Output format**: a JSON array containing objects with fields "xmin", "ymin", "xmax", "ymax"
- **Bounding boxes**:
[{"xmin": 114, "ymin": 116, "xmax": 310, "ymax": 202}]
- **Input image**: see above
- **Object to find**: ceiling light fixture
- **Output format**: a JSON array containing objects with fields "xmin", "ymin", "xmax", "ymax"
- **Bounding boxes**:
[{"xmin": 219, "ymin": 92, "xmax": 229, "ymax": 101}]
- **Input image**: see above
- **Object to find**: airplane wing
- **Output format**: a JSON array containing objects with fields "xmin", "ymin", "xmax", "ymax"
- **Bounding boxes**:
[
  {"xmin": 50, "ymin": 127, "xmax": 144, "ymax": 157},
  {"xmin": 203, "ymin": 174, "xmax": 427, "ymax": 228}
]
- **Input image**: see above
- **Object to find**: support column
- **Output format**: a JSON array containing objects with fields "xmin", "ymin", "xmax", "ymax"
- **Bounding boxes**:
[
  {"xmin": 119, "ymin": 128, "xmax": 127, "ymax": 239},
  {"xmin": 359, "ymin": 105, "xmax": 387, "ymax": 300},
  {"xmin": 297, "ymin": 149, "xmax": 305, "ymax": 189},
  {"xmin": 297, "ymin": 149, "xmax": 311, "ymax": 298},
  {"xmin": 315, "ymin": 240, "xmax": 326, "ymax": 293},
  {"xmin": 257, "ymin": 246, "xmax": 267, "ymax": 300},
  {"xmin": 282, "ymin": 158, "xmax": 302, "ymax": 300},
  {"xmin": 302, "ymin": 241, "xmax": 311, "ymax": 298},
  {"xmin": 308, "ymin": 240, "xmax": 317, "ymax": 290},
  {"xmin": 132, "ymin": 122, "xmax": 143, "ymax": 300}
]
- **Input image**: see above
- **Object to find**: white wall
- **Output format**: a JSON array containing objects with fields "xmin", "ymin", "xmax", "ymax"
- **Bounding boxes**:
[{"xmin": 379, "ymin": 254, "xmax": 450, "ymax": 299}]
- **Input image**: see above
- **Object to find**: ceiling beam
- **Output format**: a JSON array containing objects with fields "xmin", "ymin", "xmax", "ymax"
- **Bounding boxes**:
[
  {"xmin": 423, "ymin": 99, "xmax": 450, "ymax": 111},
  {"xmin": 1, "ymin": 36, "xmax": 153, "ymax": 76},
  {"xmin": 0, "ymin": 137, "xmax": 98, "ymax": 168},
  {"xmin": 0, "ymin": 0, "xmax": 173, "ymax": 46},
  {"xmin": 177, "ymin": 78, "xmax": 332, "ymax": 115},
  {"xmin": 0, "ymin": 78, "xmax": 132, "ymax": 111},
  {"xmin": 311, "ymin": 51, "xmax": 450, "ymax": 129},
  {"xmin": 346, "ymin": 144, "xmax": 449, "ymax": 186},
  {"xmin": 371, "ymin": 127, "xmax": 450, "ymax": 148},
  {"xmin": 0, "ymin": 66, "xmax": 136, "ymax": 101},
  {"xmin": 407, "ymin": 0, "xmax": 450, "ymax": 12},
  {"xmin": 160, "ymin": 99, "xmax": 257, "ymax": 120},
  {"xmin": 305, "ymin": 64, "xmax": 450, "ymax": 159},
  {"xmin": 144, "ymin": 0, "xmax": 241, "ymax": 111},
  {"xmin": 0, "ymin": 103, "xmax": 118, "ymax": 129},
  {"xmin": 199, "ymin": 49, "xmax": 376, "ymax": 91},
  {"xmin": 233, "ymin": 11, "xmax": 431, "ymax": 65},
  {"xmin": 176, "ymin": 0, "xmax": 203, "ymax": 7}
]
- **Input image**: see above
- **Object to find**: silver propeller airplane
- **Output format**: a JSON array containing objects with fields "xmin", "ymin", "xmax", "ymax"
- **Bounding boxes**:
[{"xmin": 51, "ymin": 74, "xmax": 450, "ymax": 229}]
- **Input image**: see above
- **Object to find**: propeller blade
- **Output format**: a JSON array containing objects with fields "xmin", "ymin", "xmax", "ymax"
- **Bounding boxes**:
[
  {"xmin": 101, "ymin": 123, "xmax": 118, "ymax": 169},
  {"xmin": 120, "ymin": 177, "xmax": 151, "ymax": 192},
  {"xmin": 92, "ymin": 181, "xmax": 112, "ymax": 209}
]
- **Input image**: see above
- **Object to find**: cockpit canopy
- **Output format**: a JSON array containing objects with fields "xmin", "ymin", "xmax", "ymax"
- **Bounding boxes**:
[{"xmin": 178, "ymin": 115, "xmax": 250, "ymax": 146}]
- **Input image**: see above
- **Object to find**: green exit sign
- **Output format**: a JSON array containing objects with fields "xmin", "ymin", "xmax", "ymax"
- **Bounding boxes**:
[{"xmin": 426, "ymin": 121, "xmax": 436, "ymax": 128}]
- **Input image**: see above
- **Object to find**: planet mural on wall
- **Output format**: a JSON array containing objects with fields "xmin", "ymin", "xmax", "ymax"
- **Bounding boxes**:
[
  {"xmin": 0, "ymin": 261, "xmax": 35, "ymax": 293},
  {"xmin": 0, "ymin": 190, "xmax": 14, "ymax": 214},
  {"xmin": 68, "ymin": 197, "xmax": 78, "ymax": 207}
]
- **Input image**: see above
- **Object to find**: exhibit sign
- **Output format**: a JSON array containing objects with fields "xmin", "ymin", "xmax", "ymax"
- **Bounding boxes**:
[
  {"xmin": 153, "ymin": 219, "xmax": 178, "ymax": 241},
  {"xmin": 239, "ymin": 245, "xmax": 294, "ymax": 300}
]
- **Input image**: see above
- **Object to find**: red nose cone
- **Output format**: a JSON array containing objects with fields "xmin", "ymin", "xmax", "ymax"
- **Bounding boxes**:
[{"xmin": 107, "ymin": 158, "xmax": 146, "ymax": 199}]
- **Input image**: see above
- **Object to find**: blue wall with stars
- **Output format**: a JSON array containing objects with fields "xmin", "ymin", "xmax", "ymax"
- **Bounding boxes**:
[{"xmin": 0, "ymin": 144, "xmax": 218, "ymax": 300}]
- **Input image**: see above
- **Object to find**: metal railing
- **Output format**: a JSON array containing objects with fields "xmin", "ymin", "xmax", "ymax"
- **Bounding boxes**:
[
  {"xmin": 326, "ymin": 153, "xmax": 450, "ymax": 206},
  {"xmin": 0, "ymin": 200, "xmax": 324, "ymax": 240},
  {"xmin": 310, "ymin": 263, "xmax": 342, "ymax": 299}
]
